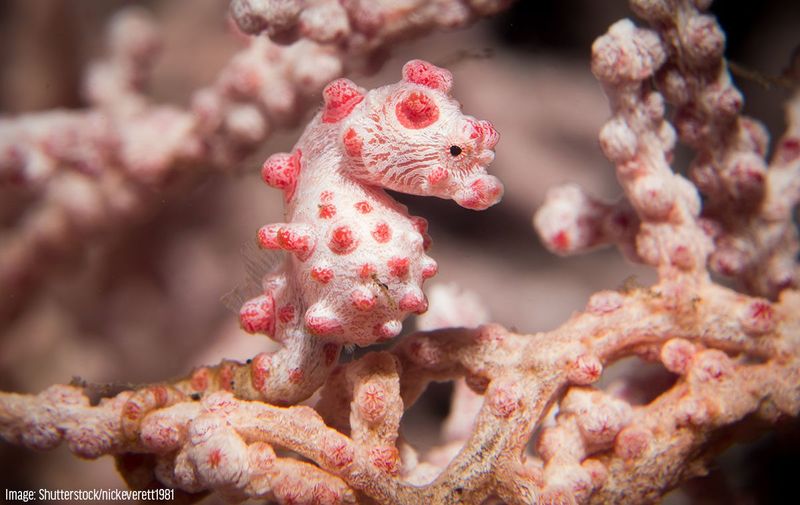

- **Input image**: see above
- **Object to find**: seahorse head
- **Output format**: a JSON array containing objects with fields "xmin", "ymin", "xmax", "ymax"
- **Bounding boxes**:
[{"xmin": 331, "ymin": 60, "xmax": 503, "ymax": 210}]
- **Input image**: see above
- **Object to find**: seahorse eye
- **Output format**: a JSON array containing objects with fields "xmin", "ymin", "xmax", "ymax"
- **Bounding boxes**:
[{"xmin": 449, "ymin": 145, "xmax": 462, "ymax": 156}]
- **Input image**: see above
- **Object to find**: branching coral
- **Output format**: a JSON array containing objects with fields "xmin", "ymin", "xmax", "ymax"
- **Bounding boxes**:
[
  {"xmin": 1, "ymin": 0, "xmax": 799, "ymax": 504},
  {"xmin": 229, "ymin": 0, "xmax": 511, "ymax": 48}
]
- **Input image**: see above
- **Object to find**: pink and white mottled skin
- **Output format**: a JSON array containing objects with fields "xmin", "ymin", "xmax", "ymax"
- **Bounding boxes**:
[{"xmin": 240, "ymin": 59, "xmax": 501, "ymax": 359}]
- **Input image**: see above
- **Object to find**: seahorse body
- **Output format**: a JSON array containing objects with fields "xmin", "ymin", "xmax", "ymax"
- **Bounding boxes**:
[{"xmin": 238, "ymin": 60, "xmax": 501, "ymax": 398}]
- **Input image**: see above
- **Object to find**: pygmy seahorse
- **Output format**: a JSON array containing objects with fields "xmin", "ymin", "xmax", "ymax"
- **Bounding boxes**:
[{"xmin": 238, "ymin": 59, "xmax": 502, "ymax": 403}]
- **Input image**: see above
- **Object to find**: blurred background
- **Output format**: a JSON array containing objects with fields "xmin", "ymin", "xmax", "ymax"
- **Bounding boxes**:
[{"xmin": 0, "ymin": 0, "xmax": 798, "ymax": 503}]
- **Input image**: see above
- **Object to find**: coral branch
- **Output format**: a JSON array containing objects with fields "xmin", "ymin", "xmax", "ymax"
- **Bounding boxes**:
[
  {"xmin": 229, "ymin": 0, "xmax": 511, "ymax": 48},
  {"xmin": 2, "ymin": 280, "xmax": 798, "ymax": 503},
  {"xmin": 534, "ymin": 183, "xmax": 640, "ymax": 260},
  {"xmin": 632, "ymin": 0, "xmax": 800, "ymax": 297},
  {"xmin": 0, "ymin": 8, "xmax": 342, "ymax": 327}
]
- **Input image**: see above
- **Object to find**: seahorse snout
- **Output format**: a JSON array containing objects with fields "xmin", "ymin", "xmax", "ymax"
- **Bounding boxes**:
[{"xmin": 453, "ymin": 173, "xmax": 504, "ymax": 210}]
